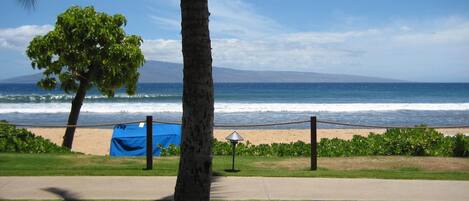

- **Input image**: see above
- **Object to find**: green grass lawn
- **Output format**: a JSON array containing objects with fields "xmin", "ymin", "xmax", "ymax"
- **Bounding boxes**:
[{"xmin": 1, "ymin": 153, "xmax": 468, "ymax": 180}]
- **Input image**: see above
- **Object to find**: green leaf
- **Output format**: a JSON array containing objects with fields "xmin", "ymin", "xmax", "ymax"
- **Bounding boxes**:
[{"xmin": 26, "ymin": 6, "xmax": 145, "ymax": 96}]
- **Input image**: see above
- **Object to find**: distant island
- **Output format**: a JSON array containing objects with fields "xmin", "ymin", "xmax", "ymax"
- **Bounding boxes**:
[{"xmin": 0, "ymin": 60, "xmax": 402, "ymax": 83}]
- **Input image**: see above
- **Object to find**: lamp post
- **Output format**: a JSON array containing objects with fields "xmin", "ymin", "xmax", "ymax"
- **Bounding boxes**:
[{"xmin": 225, "ymin": 131, "xmax": 244, "ymax": 172}]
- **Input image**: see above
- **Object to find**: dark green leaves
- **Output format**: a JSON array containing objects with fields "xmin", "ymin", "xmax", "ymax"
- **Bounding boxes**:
[
  {"xmin": 26, "ymin": 6, "xmax": 145, "ymax": 96},
  {"xmin": 157, "ymin": 126, "xmax": 469, "ymax": 157},
  {"xmin": 0, "ymin": 121, "xmax": 71, "ymax": 153}
]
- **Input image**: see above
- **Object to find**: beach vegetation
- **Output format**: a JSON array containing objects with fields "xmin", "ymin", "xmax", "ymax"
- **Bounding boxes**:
[
  {"xmin": 160, "ymin": 126, "xmax": 469, "ymax": 158},
  {"xmin": 26, "ymin": 6, "xmax": 145, "ymax": 149},
  {"xmin": 0, "ymin": 121, "xmax": 71, "ymax": 153}
]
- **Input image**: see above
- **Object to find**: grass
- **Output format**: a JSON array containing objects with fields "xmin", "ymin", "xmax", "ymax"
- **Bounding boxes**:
[{"xmin": 1, "ymin": 153, "xmax": 468, "ymax": 180}]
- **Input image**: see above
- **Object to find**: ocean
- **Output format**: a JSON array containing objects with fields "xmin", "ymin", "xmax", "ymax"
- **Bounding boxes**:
[{"xmin": 0, "ymin": 83, "xmax": 468, "ymax": 128}]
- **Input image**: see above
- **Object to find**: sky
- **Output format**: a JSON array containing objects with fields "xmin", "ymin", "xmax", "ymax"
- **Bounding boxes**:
[{"xmin": 0, "ymin": 0, "xmax": 468, "ymax": 82}]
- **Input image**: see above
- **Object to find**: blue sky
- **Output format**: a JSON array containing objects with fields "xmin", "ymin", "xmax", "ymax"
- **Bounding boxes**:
[{"xmin": 0, "ymin": 0, "xmax": 468, "ymax": 82}]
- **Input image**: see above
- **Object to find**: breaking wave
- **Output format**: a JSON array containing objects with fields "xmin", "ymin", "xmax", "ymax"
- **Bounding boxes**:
[
  {"xmin": 0, "ymin": 93, "xmax": 179, "ymax": 103},
  {"xmin": 1, "ymin": 102, "xmax": 469, "ymax": 114}
]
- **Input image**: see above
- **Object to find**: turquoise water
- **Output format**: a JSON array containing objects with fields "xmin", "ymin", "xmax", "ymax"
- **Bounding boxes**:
[{"xmin": 0, "ymin": 83, "xmax": 468, "ymax": 128}]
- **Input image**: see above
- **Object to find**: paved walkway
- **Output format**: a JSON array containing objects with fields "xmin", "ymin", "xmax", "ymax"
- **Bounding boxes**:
[{"xmin": 1, "ymin": 176, "xmax": 468, "ymax": 200}]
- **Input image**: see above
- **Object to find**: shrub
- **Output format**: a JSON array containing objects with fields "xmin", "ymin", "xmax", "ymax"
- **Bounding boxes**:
[
  {"xmin": 453, "ymin": 134, "xmax": 469, "ymax": 157},
  {"xmin": 0, "ymin": 120, "xmax": 71, "ymax": 154},
  {"xmin": 159, "ymin": 144, "xmax": 180, "ymax": 156},
  {"xmin": 380, "ymin": 126, "xmax": 450, "ymax": 156},
  {"xmin": 159, "ymin": 126, "xmax": 469, "ymax": 158}
]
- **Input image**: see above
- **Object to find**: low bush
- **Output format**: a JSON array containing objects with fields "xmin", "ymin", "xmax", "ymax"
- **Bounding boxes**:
[
  {"xmin": 159, "ymin": 144, "xmax": 180, "ymax": 156},
  {"xmin": 160, "ymin": 126, "xmax": 469, "ymax": 157},
  {"xmin": 211, "ymin": 140, "xmax": 311, "ymax": 157},
  {"xmin": 453, "ymin": 134, "xmax": 469, "ymax": 157},
  {"xmin": 0, "ymin": 120, "xmax": 71, "ymax": 154},
  {"xmin": 318, "ymin": 126, "xmax": 466, "ymax": 157}
]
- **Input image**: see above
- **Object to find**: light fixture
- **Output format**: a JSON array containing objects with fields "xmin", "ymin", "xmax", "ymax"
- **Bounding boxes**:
[{"xmin": 225, "ymin": 131, "xmax": 244, "ymax": 172}]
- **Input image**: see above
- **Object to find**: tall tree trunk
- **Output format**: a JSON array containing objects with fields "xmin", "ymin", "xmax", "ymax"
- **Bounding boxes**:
[
  {"xmin": 174, "ymin": 0, "xmax": 214, "ymax": 200},
  {"xmin": 62, "ymin": 80, "xmax": 89, "ymax": 149}
]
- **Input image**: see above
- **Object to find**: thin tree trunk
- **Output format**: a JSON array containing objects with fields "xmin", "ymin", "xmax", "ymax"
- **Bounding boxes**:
[
  {"xmin": 174, "ymin": 0, "xmax": 214, "ymax": 200},
  {"xmin": 62, "ymin": 80, "xmax": 89, "ymax": 149}
]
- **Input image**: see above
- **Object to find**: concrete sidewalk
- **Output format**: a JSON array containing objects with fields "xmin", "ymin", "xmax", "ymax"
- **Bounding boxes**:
[{"xmin": 1, "ymin": 176, "xmax": 468, "ymax": 200}]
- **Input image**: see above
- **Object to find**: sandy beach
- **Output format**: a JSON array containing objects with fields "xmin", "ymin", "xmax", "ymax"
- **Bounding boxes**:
[{"xmin": 27, "ymin": 127, "xmax": 469, "ymax": 156}]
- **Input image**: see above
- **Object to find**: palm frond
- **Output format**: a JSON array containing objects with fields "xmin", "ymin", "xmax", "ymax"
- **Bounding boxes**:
[{"xmin": 17, "ymin": 0, "xmax": 36, "ymax": 11}]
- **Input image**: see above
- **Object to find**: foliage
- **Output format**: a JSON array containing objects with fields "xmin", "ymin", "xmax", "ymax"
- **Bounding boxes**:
[
  {"xmin": 159, "ymin": 126, "xmax": 469, "ymax": 157},
  {"xmin": 453, "ymin": 134, "xmax": 469, "ymax": 157},
  {"xmin": 159, "ymin": 144, "xmax": 180, "ymax": 156},
  {"xmin": 318, "ymin": 127, "xmax": 460, "ymax": 157},
  {"xmin": 211, "ymin": 140, "xmax": 311, "ymax": 157},
  {"xmin": 0, "ymin": 121, "xmax": 71, "ymax": 153},
  {"xmin": 26, "ymin": 6, "xmax": 145, "ymax": 97}
]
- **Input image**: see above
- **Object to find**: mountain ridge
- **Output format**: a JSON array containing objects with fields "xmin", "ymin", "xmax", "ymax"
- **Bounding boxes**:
[{"xmin": 0, "ymin": 60, "xmax": 403, "ymax": 83}]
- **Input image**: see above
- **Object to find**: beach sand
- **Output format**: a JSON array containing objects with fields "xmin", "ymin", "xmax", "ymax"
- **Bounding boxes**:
[{"xmin": 27, "ymin": 128, "xmax": 469, "ymax": 156}]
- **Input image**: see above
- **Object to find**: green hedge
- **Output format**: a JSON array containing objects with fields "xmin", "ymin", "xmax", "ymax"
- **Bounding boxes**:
[
  {"xmin": 160, "ymin": 126, "xmax": 469, "ymax": 157},
  {"xmin": 318, "ymin": 126, "xmax": 466, "ymax": 157},
  {"xmin": 2, "ymin": 120, "xmax": 467, "ymax": 157},
  {"xmin": 0, "ymin": 120, "xmax": 71, "ymax": 154}
]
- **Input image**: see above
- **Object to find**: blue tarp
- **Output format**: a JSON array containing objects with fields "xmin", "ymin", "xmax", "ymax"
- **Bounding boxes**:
[{"xmin": 110, "ymin": 123, "xmax": 181, "ymax": 156}]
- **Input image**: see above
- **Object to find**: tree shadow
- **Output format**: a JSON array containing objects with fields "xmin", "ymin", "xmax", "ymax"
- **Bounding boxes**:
[
  {"xmin": 42, "ymin": 187, "xmax": 81, "ymax": 201},
  {"xmin": 42, "ymin": 187, "xmax": 175, "ymax": 201},
  {"xmin": 212, "ymin": 171, "xmax": 223, "ymax": 176},
  {"xmin": 158, "ymin": 173, "xmax": 224, "ymax": 201},
  {"xmin": 157, "ymin": 194, "xmax": 174, "ymax": 201},
  {"xmin": 210, "ymin": 172, "xmax": 227, "ymax": 200},
  {"xmin": 41, "ymin": 176, "xmax": 225, "ymax": 201}
]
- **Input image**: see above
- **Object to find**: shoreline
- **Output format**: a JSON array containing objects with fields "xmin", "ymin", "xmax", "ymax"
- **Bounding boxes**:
[{"xmin": 27, "ymin": 128, "xmax": 469, "ymax": 156}]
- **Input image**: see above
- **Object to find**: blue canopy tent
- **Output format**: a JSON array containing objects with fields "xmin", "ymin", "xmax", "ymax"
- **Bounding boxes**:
[{"xmin": 110, "ymin": 123, "xmax": 181, "ymax": 156}]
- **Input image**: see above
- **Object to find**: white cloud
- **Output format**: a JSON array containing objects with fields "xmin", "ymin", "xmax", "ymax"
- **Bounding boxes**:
[
  {"xmin": 142, "ymin": 34, "xmax": 366, "ymax": 72},
  {"xmin": 394, "ymin": 21, "xmax": 469, "ymax": 45},
  {"xmin": 211, "ymin": 38, "xmax": 362, "ymax": 71},
  {"xmin": 399, "ymin": 25, "xmax": 411, "ymax": 31},
  {"xmin": 142, "ymin": 15, "xmax": 469, "ymax": 82},
  {"xmin": 142, "ymin": 39, "xmax": 182, "ymax": 63},
  {"xmin": 149, "ymin": 15, "xmax": 180, "ymax": 29},
  {"xmin": 0, "ymin": 25, "xmax": 53, "ymax": 50},
  {"xmin": 208, "ymin": 0, "xmax": 283, "ymax": 39},
  {"xmin": 143, "ymin": 0, "xmax": 469, "ymax": 81},
  {"xmin": 144, "ymin": 1, "xmax": 383, "ymax": 70},
  {"xmin": 148, "ymin": 0, "xmax": 283, "ymax": 39},
  {"xmin": 283, "ymin": 29, "xmax": 380, "ymax": 44},
  {"xmin": 3, "ymin": 1, "xmax": 469, "ymax": 81}
]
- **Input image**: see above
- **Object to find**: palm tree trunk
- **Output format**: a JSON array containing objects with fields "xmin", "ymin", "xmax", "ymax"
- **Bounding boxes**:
[
  {"xmin": 62, "ymin": 80, "xmax": 89, "ymax": 149},
  {"xmin": 174, "ymin": 0, "xmax": 214, "ymax": 200}
]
